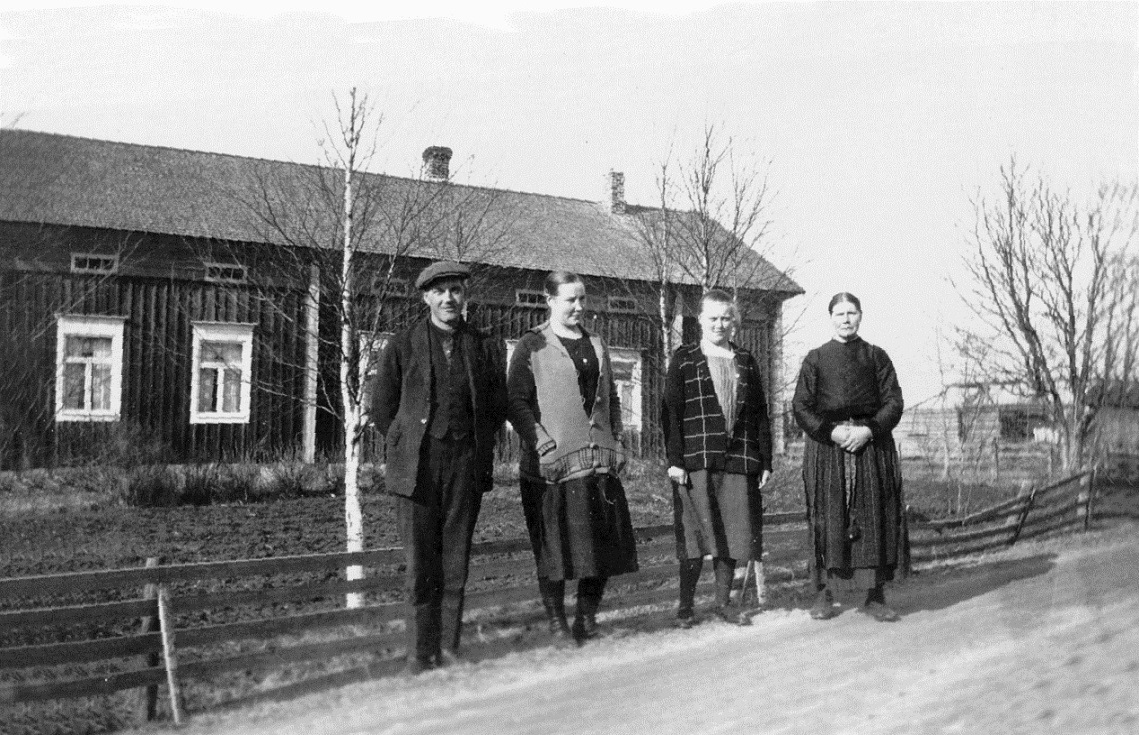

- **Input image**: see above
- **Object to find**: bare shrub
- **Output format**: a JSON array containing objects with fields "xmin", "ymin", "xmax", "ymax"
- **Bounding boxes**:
[{"xmin": 124, "ymin": 464, "xmax": 180, "ymax": 508}]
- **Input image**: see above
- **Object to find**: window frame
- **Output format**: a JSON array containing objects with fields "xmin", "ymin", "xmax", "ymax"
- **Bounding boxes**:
[
  {"xmin": 190, "ymin": 321, "xmax": 256, "ymax": 424},
  {"xmin": 54, "ymin": 314, "xmax": 126, "ymax": 422},
  {"xmin": 607, "ymin": 295, "xmax": 639, "ymax": 314},
  {"xmin": 514, "ymin": 289, "xmax": 547, "ymax": 308},
  {"xmin": 70, "ymin": 253, "xmax": 120, "ymax": 275},
  {"xmin": 608, "ymin": 346, "xmax": 644, "ymax": 434},
  {"xmin": 203, "ymin": 262, "xmax": 249, "ymax": 285}
]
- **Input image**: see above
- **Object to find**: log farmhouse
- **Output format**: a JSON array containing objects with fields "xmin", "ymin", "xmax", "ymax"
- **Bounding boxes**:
[{"xmin": 0, "ymin": 130, "xmax": 801, "ymax": 470}]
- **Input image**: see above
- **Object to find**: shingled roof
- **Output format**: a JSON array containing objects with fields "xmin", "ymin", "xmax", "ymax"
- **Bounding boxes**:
[{"xmin": 0, "ymin": 129, "xmax": 800, "ymax": 294}]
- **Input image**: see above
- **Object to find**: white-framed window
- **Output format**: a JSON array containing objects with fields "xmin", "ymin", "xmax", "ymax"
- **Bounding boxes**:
[
  {"xmin": 515, "ymin": 289, "xmax": 546, "ymax": 308},
  {"xmin": 70, "ymin": 253, "xmax": 119, "ymax": 275},
  {"xmin": 190, "ymin": 322, "xmax": 255, "ymax": 424},
  {"xmin": 608, "ymin": 347, "xmax": 643, "ymax": 433},
  {"xmin": 607, "ymin": 296, "xmax": 638, "ymax": 313},
  {"xmin": 55, "ymin": 315, "xmax": 126, "ymax": 422},
  {"xmin": 204, "ymin": 262, "xmax": 248, "ymax": 284}
]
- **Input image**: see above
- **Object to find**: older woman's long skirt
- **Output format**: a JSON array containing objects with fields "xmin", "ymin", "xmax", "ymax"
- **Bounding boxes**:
[
  {"xmin": 520, "ymin": 473, "xmax": 639, "ymax": 581},
  {"xmin": 803, "ymin": 435, "xmax": 904, "ymax": 591}
]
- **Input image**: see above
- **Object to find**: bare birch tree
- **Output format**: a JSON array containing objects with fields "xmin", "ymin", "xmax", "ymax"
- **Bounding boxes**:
[
  {"xmin": 222, "ymin": 89, "xmax": 514, "ymax": 606},
  {"xmin": 627, "ymin": 124, "xmax": 789, "ymax": 361},
  {"xmin": 956, "ymin": 159, "xmax": 1138, "ymax": 471}
]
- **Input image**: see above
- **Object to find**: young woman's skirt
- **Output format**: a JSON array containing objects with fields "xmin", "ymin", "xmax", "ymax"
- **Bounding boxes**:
[
  {"xmin": 671, "ymin": 470, "xmax": 760, "ymax": 562},
  {"xmin": 802, "ymin": 434, "xmax": 904, "ymax": 590},
  {"xmin": 520, "ymin": 473, "xmax": 639, "ymax": 581}
]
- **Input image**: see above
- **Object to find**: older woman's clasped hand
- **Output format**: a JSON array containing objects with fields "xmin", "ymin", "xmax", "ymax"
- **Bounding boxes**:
[{"xmin": 831, "ymin": 424, "xmax": 873, "ymax": 453}]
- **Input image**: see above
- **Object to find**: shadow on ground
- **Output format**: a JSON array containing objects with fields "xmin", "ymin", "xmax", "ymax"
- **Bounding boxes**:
[{"xmin": 210, "ymin": 552, "xmax": 1062, "ymax": 712}]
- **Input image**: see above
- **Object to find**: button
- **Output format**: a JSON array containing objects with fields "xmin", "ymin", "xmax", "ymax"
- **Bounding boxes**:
[{"xmin": 420, "ymin": 418, "xmax": 428, "ymax": 424}]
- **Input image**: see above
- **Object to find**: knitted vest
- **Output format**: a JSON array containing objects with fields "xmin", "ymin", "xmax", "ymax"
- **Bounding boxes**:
[{"xmin": 522, "ymin": 324, "xmax": 621, "ymax": 484}]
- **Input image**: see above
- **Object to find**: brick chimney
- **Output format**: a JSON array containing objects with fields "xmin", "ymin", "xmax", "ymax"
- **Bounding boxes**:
[
  {"xmin": 422, "ymin": 146, "xmax": 452, "ymax": 182},
  {"xmin": 603, "ymin": 170, "xmax": 626, "ymax": 214}
]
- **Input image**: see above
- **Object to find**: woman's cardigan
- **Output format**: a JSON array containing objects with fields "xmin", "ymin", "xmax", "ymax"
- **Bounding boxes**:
[
  {"xmin": 661, "ymin": 342, "xmax": 773, "ymax": 477},
  {"xmin": 507, "ymin": 323, "xmax": 624, "ymax": 484}
]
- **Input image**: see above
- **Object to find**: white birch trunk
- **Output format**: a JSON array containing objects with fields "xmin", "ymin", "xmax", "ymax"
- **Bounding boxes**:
[
  {"xmin": 341, "ymin": 157, "xmax": 365, "ymax": 609},
  {"xmin": 302, "ymin": 264, "xmax": 320, "ymax": 463}
]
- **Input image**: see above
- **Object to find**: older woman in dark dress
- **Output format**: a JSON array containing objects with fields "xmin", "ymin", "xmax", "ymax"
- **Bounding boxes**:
[{"xmin": 793, "ymin": 292, "xmax": 904, "ymax": 622}]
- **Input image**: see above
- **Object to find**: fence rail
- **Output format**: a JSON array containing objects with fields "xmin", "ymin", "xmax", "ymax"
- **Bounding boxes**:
[{"xmin": 1, "ymin": 471, "xmax": 1127, "ymax": 724}]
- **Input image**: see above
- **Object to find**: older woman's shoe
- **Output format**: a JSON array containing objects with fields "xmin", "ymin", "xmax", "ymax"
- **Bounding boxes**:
[
  {"xmin": 862, "ymin": 587, "xmax": 900, "ymax": 622},
  {"xmin": 861, "ymin": 600, "xmax": 900, "ymax": 622},
  {"xmin": 809, "ymin": 589, "xmax": 838, "ymax": 620}
]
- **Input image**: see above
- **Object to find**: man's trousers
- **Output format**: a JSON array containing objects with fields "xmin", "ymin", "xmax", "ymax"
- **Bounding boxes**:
[{"xmin": 396, "ymin": 434, "xmax": 482, "ymax": 663}]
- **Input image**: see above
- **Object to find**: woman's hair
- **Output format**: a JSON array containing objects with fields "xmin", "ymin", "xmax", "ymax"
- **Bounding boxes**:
[
  {"xmin": 544, "ymin": 270, "xmax": 584, "ymax": 297},
  {"xmin": 701, "ymin": 289, "xmax": 738, "ymax": 316},
  {"xmin": 828, "ymin": 291, "xmax": 862, "ymax": 314}
]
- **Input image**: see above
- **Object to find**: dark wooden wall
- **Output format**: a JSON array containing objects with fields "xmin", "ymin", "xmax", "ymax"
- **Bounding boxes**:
[{"xmin": 1, "ymin": 222, "xmax": 783, "ymax": 469}]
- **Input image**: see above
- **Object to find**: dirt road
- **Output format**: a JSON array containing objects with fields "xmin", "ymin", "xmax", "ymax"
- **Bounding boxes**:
[{"xmin": 147, "ymin": 526, "xmax": 1139, "ymax": 735}]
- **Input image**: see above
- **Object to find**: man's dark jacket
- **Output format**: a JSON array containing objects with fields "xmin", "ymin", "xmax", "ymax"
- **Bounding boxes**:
[{"xmin": 370, "ymin": 319, "xmax": 507, "ymax": 496}]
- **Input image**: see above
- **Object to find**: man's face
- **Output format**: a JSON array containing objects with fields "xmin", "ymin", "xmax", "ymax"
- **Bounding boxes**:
[{"xmin": 422, "ymin": 277, "xmax": 466, "ymax": 328}]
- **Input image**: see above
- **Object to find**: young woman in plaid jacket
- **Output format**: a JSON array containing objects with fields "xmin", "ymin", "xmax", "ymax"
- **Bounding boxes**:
[{"xmin": 661, "ymin": 289, "xmax": 773, "ymax": 627}]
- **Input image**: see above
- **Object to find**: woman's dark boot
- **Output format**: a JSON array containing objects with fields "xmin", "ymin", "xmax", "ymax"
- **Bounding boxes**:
[
  {"xmin": 538, "ymin": 578, "xmax": 574, "ymax": 646},
  {"xmin": 573, "ymin": 577, "xmax": 606, "ymax": 642},
  {"xmin": 712, "ymin": 558, "xmax": 750, "ymax": 625},
  {"xmin": 677, "ymin": 558, "xmax": 703, "ymax": 628}
]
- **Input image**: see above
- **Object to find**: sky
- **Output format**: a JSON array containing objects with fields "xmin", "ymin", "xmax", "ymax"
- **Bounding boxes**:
[{"xmin": 1, "ymin": 0, "xmax": 1136, "ymax": 403}]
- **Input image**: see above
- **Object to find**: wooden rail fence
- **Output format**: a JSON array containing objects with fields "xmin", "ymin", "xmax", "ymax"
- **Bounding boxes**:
[{"xmin": 1, "ymin": 469, "xmax": 1127, "ymax": 726}]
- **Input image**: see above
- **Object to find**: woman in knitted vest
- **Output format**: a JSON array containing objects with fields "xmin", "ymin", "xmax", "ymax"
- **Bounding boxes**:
[
  {"xmin": 507, "ymin": 271, "xmax": 639, "ymax": 645},
  {"xmin": 662, "ymin": 289, "xmax": 773, "ymax": 627}
]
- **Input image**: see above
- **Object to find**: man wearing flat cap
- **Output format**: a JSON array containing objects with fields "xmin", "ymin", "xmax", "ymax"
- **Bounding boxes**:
[{"xmin": 371, "ymin": 260, "xmax": 507, "ymax": 673}]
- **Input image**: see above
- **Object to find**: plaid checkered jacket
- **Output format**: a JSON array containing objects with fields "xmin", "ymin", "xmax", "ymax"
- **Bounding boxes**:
[{"xmin": 661, "ymin": 342, "xmax": 773, "ymax": 476}]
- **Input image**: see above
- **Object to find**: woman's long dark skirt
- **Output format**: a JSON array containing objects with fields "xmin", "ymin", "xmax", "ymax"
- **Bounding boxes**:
[
  {"xmin": 802, "ymin": 435, "xmax": 904, "ymax": 590},
  {"xmin": 520, "ymin": 473, "xmax": 639, "ymax": 582}
]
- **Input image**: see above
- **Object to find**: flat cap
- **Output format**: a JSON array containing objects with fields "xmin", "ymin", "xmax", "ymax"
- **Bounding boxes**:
[{"xmin": 415, "ymin": 260, "xmax": 471, "ymax": 290}]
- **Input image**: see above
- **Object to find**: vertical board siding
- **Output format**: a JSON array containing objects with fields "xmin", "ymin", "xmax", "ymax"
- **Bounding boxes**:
[
  {"xmin": 2, "ymin": 252, "xmax": 785, "ymax": 469},
  {"xmin": 0, "ymin": 270, "xmax": 311, "ymax": 469}
]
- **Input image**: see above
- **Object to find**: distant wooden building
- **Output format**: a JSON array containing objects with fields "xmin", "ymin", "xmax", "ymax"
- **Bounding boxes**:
[
  {"xmin": 896, "ymin": 383, "xmax": 1053, "ymax": 457},
  {"xmin": 0, "ymin": 130, "xmax": 801, "ymax": 470},
  {"xmin": 1087, "ymin": 381, "xmax": 1139, "ymax": 482}
]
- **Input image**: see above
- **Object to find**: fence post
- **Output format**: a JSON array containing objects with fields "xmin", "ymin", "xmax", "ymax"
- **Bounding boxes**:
[
  {"xmin": 1008, "ymin": 483, "xmax": 1037, "ymax": 546},
  {"xmin": 901, "ymin": 503, "xmax": 913, "ymax": 578},
  {"xmin": 156, "ymin": 586, "xmax": 185, "ymax": 726},
  {"xmin": 138, "ymin": 557, "xmax": 160, "ymax": 722},
  {"xmin": 1078, "ymin": 470, "xmax": 1096, "ymax": 531},
  {"xmin": 992, "ymin": 439, "xmax": 1000, "ymax": 483}
]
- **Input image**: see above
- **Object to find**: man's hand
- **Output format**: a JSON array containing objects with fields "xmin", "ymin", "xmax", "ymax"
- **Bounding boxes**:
[
  {"xmin": 667, "ymin": 465, "xmax": 688, "ymax": 485},
  {"xmin": 759, "ymin": 469, "xmax": 772, "ymax": 488}
]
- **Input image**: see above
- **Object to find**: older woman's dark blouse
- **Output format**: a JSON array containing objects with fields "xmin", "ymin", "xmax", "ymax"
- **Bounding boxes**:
[{"xmin": 792, "ymin": 336, "xmax": 904, "ymax": 444}]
